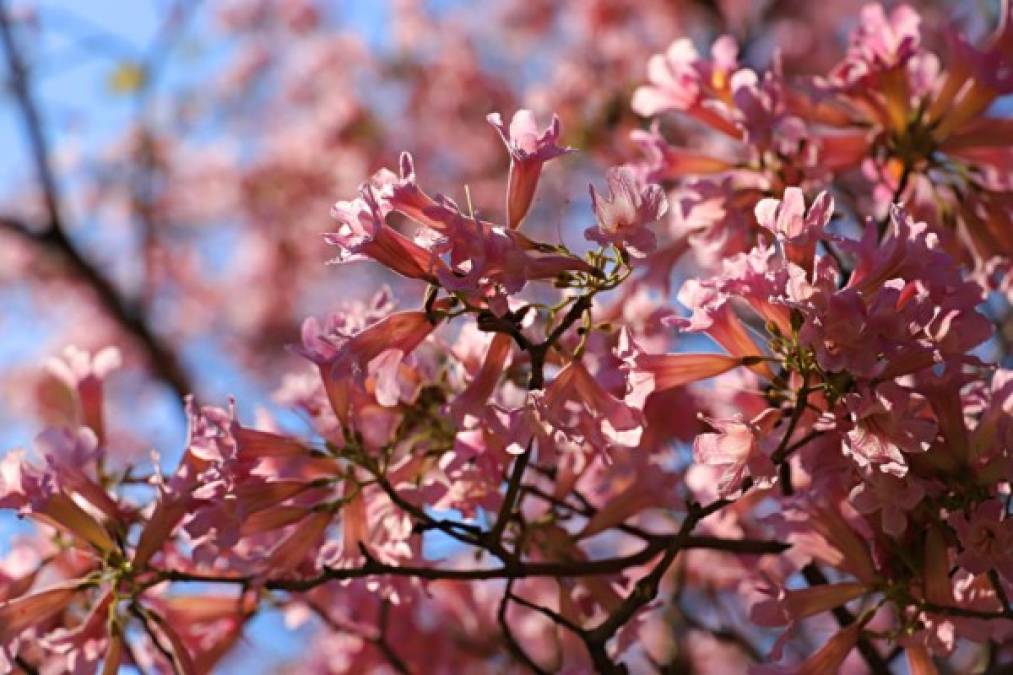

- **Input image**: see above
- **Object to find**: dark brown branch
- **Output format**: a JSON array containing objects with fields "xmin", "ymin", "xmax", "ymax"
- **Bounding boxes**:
[
  {"xmin": 152, "ymin": 533, "xmax": 787, "ymax": 591},
  {"xmin": 507, "ymin": 591, "xmax": 587, "ymax": 636},
  {"xmin": 0, "ymin": 5, "xmax": 191, "ymax": 400},
  {"xmin": 580, "ymin": 497, "xmax": 737, "ymax": 674},
  {"xmin": 487, "ymin": 439, "xmax": 534, "ymax": 549},
  {"xmin": 129, "ymin": 603, "xmax": 181, "ymax": 674},
  {"xmin": 498, "ymin": 579, "xmax": 550, "ymax": 675},
  {"xmin": 920, "ymin": 601, "xmax": 1013, "ymax": 621}
]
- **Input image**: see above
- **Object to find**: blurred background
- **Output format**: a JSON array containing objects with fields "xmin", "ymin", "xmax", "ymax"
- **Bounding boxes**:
[{"xmin": 0, "ymin": 1, "xmax": 1002, "ymax": 671}]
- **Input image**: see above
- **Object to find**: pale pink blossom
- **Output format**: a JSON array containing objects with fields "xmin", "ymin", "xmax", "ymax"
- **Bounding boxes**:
[
  {"xmin": 585, "ymin": 166, "xmax": 668, "ymax": 257},
  {"xmin": 487, "ymin": 109, "xmax": 572, "ymax": 229}
]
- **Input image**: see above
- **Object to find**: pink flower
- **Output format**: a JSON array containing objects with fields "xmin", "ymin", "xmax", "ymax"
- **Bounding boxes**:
[
  {"xmin": 371, "ymin": 152, "xmax": 594, "ymax": 296},
  {"xmin": 264, "ymin": 508, "xmax": 334, "ymax": 576},
  {"xmin": 827, "ymin": 3, "xmax": 921, "ymax": 132},
  {"xmin": 539, "ymin": 360, "xmax": 644, "ymax": 450},
  {"xmin": 693, "ymin": 409, "xmax": 780, "ymax": 497},
  {"xmin": 631, "ymin": 36, "xmax": 741, "ymax": 137},
  {"xmin": 41, "ymin": 590, "xmax": 113, "ymax": 673},
  {"xmin": 0, "ymin": 449, "xmax": 116, "ymax": 555},
  {"xmin": 34, "ymin": 426, "xmax": 122, "ymax": 523},
  {"xmin": 848, "ymin": 470, "xmax": 925, "ymax": 536},
  {"xmin": 326, "ymin": 186, "xmax": 442, "ymax": 283},
  {"xmin": 584, "ymin": 166, "xmax": 668, "ymax": 257},
  {"xmin": 450, "ymin": 333, "xmax": 513, "ymax": 424},
  {"xmin": 487, "ymin": 109, "xmax": 572, "ymax": 229},
  {"xmin": 839, "ymin": 3, "xmax": 921, "ymax": 75},
  {"xmin": 754, "ymin": 187, "xmax": 833, "ymax": 266},
  {"xmin": 767, "ymin": 500, "xmax": 878, "ymax": 583},
  {"xmin": 928, "ymin": 11, "xmax": 1013, "ymax": 140},
  {"xmin": 0, "ymin": 581, "xmax": 85, "ymax": 662},
  {"xmin": 295, "ymin": 307, "xmax": 438, "ymax": 422},
  {"xmin": 630, "ymin": 126, "xmax": 733, "ymax": 183},
  {"xmin": 668, "ymin": 279, "xmax": 774, "ymax": 378},
  {"xmin": 842, "ymin": 383, "xmax": 936, "ymax": 476},
  {"xmin": 133, "ymin": 490, "xmax": 200, "ymax": 570},
  {"xmin": 617, "ymin": 329, "xmax": 745, "ymax": 409},
  {"xmin": 39, "ymin": 345, "xmax": 121, "ymax": 443},
  {"xmin": 729, "ymin": 68, "xmax": 809, "ymax": 157},
  {"xmin": 947, "ymin": 501, "xmax": 1013, "ymax": 582}
]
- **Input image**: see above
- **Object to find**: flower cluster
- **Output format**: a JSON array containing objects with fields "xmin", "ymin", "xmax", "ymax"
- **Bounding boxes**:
[{"xmin": 0, "ymin": 3, "xmax": 1011, "ymax": 674}]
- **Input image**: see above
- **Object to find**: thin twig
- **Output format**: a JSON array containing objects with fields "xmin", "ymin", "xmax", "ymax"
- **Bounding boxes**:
[{"xmin": 498, "ymin": 579, "xmax": 550, "ymax": 674}]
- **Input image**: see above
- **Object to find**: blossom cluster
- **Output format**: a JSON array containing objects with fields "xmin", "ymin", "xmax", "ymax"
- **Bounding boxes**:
[{"xmin": 1, "ymin": 2, "xmax": 1011, "ymax": 673}]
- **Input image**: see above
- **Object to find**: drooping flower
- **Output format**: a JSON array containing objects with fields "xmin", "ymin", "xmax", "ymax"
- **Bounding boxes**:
[
  {"xmin": 667, "ymin": 279, "xmax": 773, "ymax": 378},
  {"xmin": 753, "ymin": 620, "xmax": 864, "ymax": 675},
  {"xmin": 41, "ymin": 590, "xmax": 114, "ymax": 673},
  {"xmin": 0, "ymin": 449, "xmax": 116, "ymax": 555},
  {"xmin": 34, "ymin": 426, "xmax": 121, "ymax": 523},
  {"xmin": 326, "ymin": 186, "xmax": 442, "ymax": 283},
  {"xmin": 450, "ymin": 332, "xmax": 513, "ymax": 424},
  {"xmin": 0, "ymin": 580, "xmax": 87, "ymax": 669},
  {"xmin": 767, "ymin": 499, "xmax": 879, "ymax": 584},
  {"xmin": 629, "ymin": 126, "xmax": 733, "ymax": 183},
  {"xmin": 751, "ymin": 580, "xmax": 868, "ymax": 627},
  {"xmin": 263, "ymin": 508, "xmax": 334, "ymax": 576},
  {"xmin": 369, "ymin": 152, "xmax": 595, "ymax": 297}
]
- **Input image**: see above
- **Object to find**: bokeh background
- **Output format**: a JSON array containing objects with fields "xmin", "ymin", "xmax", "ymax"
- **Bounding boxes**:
[{"xmin": 0, "ymin": 1, "xmax": 1004, "ymax": 671}]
